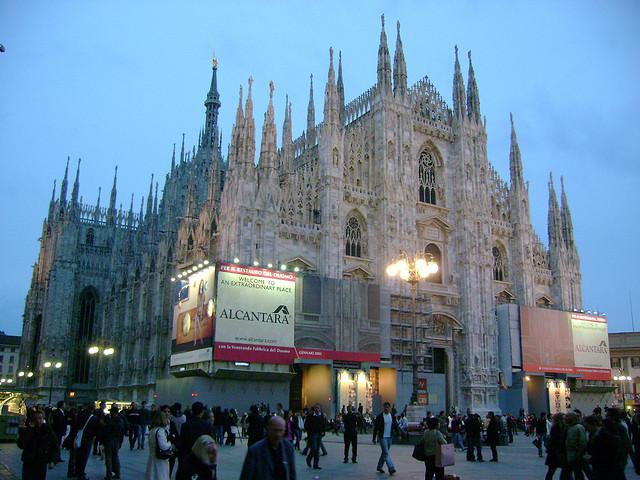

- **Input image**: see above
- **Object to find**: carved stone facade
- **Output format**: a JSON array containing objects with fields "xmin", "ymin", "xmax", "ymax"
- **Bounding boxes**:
[{"xmin": 20, "ymin": 17, "xmax": 582, "ymax": 412}]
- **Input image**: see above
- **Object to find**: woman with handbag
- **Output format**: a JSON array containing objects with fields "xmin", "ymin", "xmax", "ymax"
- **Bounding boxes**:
[
  {"xmin": 423, "ymin": 417, "xmax": 447, "ymax": 480},
  {"xmin": 145, "ymin": 411, "xmax": 173, "ymax": 480}
]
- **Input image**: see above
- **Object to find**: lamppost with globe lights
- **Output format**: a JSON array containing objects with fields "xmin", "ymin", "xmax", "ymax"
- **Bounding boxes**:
[
  {"xmin": 43, "ymin": 360, "xmax": 63, "ymax": 405},
  {"xmin": 613, "ymin": 373, "xmax": 633, "ymax": 405},
  {"xmin": 386, "ymin": 251, "xmax": 439, "ymax": 404},
  {"xmin": 88, "ymin": 344, "xmax": 115, "ymax": 399}
]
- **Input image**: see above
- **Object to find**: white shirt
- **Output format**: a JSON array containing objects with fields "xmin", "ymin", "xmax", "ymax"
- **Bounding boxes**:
[{"xmin": 383, "ymin": 412, "xmax": 392, "ymax": 438}]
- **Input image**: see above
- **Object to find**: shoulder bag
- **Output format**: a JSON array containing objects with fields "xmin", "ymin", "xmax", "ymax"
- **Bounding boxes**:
[{"xmin": 155, "ymin": 428, "xmax": 174, "ymax": 460}]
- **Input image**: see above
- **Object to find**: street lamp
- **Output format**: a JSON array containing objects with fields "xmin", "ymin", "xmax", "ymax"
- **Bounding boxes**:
[
  {"xmin": 43, "ymin": 360, "xmax": 63, "ymax": 405},
  {"xmin": 386, "ymin": 251, "xmax": 439, "ymax": 404},
  {"xmin": 88, "ymin": 344, "xmax": 116, "ymax": 399}
]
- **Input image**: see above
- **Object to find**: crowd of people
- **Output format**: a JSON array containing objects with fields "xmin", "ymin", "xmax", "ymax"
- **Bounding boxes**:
[{"xmin": 15, "ymin": 398, "xmax": 640, "ymax": 480}]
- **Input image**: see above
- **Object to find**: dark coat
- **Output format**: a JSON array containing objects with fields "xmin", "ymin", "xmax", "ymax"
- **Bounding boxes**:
[
  {"xmin": 239, "ymin": 438, "xmax": 296, "ymax": 480},
  {"xmin": 372, "ymin": 412, "xmax": 399, "ymax": 442},
  {"xmin": 343, "ymin": 412, "xmax": 358, "ymax": 436},
  {"xmin": 49, "ymin": 408, "xmax": 67, "ymax": 436},
  {"xmin": 465, "ymin": 414, "xmax": 482, "ymax": 440},
  {"xmin": 179, "ymin": 417, "xmax": 215, "ymax": 458},
  {"xmin": 545, "ymin": 424, "xmax": 566, "ymax": 468},
  {"xmin": 486, "ymin": 417, "xmax": 499, "ymax": 444},
  {"xmin": 17, "ymin": 424, "xmax": 60, "ymax": 464},
  {"xmin": 304, "ymin": 414, "xmax": 326, "ymax": 436},
  {"xmin": 247, "ymin": 412, "xmax": 265, "ymax": 444}
]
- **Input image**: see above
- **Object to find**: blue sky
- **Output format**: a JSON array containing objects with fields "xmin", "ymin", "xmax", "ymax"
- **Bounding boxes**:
[{"xmin": 1, "ymin": 1, "xmax": 638, "ymax": 335}]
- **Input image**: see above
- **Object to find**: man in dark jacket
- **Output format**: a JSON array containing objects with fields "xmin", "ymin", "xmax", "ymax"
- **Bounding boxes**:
[
  {"xmin": 247, "ymin": 404, "xmax": 266, "ymax": 446},
  {"xmin": 536, "ymin": 412, "xmax": 548, "ymax": 458},
  {"xmin": 100, "ymin": 405, "xmax": 127, "ymax": 480},
  {"xmin": 343, "ymin": 405, "xmax": 358, "ymax": 463},
  {"xmin": 465, "ymin": 409, "xmax": 483, "ymax": 462},
  {"xmin": 179, "ymin": 402, "xmax": 215, "ymax": 461},
  {"xmin": 486, "ymin": 411, "xmax": 500, "ymax": 462},
  {"xmin": 304, "ymin": 404, "xmax": 326, "ymax": 470},
  {"xmin": 18, "ymin": 409, "xmax": 60, "ymax": 480},
  {"xmin": 76, "ymin": 406, "xmax": 100, "ymax": 480},
  {"xmin": 240, "ymin": 415, "xmax": 297, "ymax": 480},
  {"xmin": 49, "ymin": 401, "xmax": 67, "ymax": 463},
  {"xmin": 125, "ymin": 402, "xmax": 141, "ymax": 450},
  {"xmin": 372, "ymin": 402, "xmax": 399, "ymax": 475}
]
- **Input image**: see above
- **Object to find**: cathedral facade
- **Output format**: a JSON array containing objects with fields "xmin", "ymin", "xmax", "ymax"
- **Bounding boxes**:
[{"xmin": 19, "ymin": 17, "xmax": 582, "ymax": 413}]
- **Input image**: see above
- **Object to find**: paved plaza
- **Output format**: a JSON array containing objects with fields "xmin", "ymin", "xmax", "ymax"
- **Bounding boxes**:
[{"xmin": 1, "ymin": 430, "xmax": 629, "ymax": 480}]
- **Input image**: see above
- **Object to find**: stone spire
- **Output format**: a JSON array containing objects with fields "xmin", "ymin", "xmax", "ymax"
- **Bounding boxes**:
[
  {"xmin": 509, "ymin": 113, "xmax": 524, "ymax": 185},
  {"xmin": 124, "ymin": 193, "xmax": 133, "ymax": 227},
  {"xmin": 171, "ymin": 143, "xmax": 176, "ymax": 172},
  {"xmin": 281, "ymin": 95, "xmax": 293, "ymax": 173},
  {"xmin": 259, "ymin": 81, "xmax": 278, "ymax": 175},
  {"xmin": 393, "ymin": 21, "xmax": 407, "ymax": 97},
  {"xmin": 180, "ymin": 133, "xmax": 185, "ymax": 163},
  {"xmin": 139, "ymin": 196, "xmax": 145, "ymax": 225},
  {"xmin": 145, "ymin": 174, "xmax": 154, "ymax": 221},
  {"xmin": 242, "ymin": 76, "xmax": 256, "ymax": 173},
  {"xmin": 337, "ymin": 51, "xmax": 345, "ymax": 125},
  {"xmin": 185, "ymin": 163, "xmax": 196, "ymax": 218},
  {"xmin": 48, "ymin": 180, "xmax": 56, "ymax": 219},
  {"xmin": 207, "ymin": 147, "xmax": 219, "ymax": 203},
  {"xmin": 93, "ymin": 187, "xmax": 101, "ymax": 221},
  {"xmin": 547, "ymin": 173, "xmax": 563, "ymax": 248},
  {"xmin": 323, "ymin": 48, "xmax": 339, "ymax": 129},
  {"xmin": 153, "ymin": 182, "xmax": 158, "ymax": 216},
  {"xmin": 228, "ymin": 85, "xmax": 245, "ymax": 173},
  {"xmin": 71, "ymin": 158, "xmax": 81, "ymax": 206},
  {"xmin": 560, "ymin": 177, "xmax": 575, "ymax": 250},
  {"xmin": 466, "ymin": 51, "xmax": 481, "ymax": 123},
  {"xmin": 306, "ymin": 74, "xmax": 316, "ymax": 146},
  {"xmin": 59, "ymin": 157, "xmax": 70, "ymax": 205},
  {"xmin": 452, "ymin": 46, "xmax": 466, "ymax": 119},
  {"xmin": 377, "ymin": 14, "xmax": 392, "ymax": 95},
  {"xmin": 203, "ymin": 55, "xmax": 221, "ymax": 148},
  {"xmin": 109, "ymin": 166, "xmax": 118, "ymax": 212}
]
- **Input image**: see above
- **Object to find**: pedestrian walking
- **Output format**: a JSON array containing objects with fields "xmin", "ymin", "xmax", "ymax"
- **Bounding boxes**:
[
  {"xmin": 544, "ymin": 413, "xmax": 568, "ymax": 480},
  {"xmin": 372, "ymin": 401, "xmax": 399, "ymax": 475},
  {"xmin": 422, "ymin": 416, "xmax": 447, "ymax": 480},
  {"xmin": 48, "ymin": 401, "xmax": 66, "ymax": 463},
  {"xmin": 536, "ymin": 412, "xmax": 548, "ymax": 458},
  {"xmin": 240, "ymin": 415, "xmax": 296, "ymax": 480},
  {"xmin": 101, "ymin": 404, "xmax": 126, "ymax": 480},
  {"xmin": 176, "ymin": 434, "xmax": 217, "ymax": 480},
  {"xmin": 247, "ymin": 404, "xmax": 266, "ymax": 446},
  {"xmin": 486, "ymin": 411, "xmax": 499, "ymax": 462},
  {"xmin": 140, "ymin": 401, "xmax": 151, "ymax": 450},
  {"xmin": 465, "ymin": 409, "xmax": 483, "ymax": 462},
  {"xmin": 343, "ymin": 405, "xmax": 358, "ymax": 463},
  {"xmin": 145, "ymin": 411, "xmax": 173, "ymax": 480},
  {"xmin": 450, "ymin": 414, "xmax": 465, "ymax": 451},
  {"xmin": 160, "ymin": 405, "xmax": 180, "ymax": 477},
  {"xmin": 75, "ymin": 405, "xmax": 99, "ymax": 480},
  {"xmin": 17, "ymin": 409, "xmax": 60, "ymax": 480},
  {"xmin": 305, "ymin": 404, "xmax": 325, "ymax": 470},
  {"xmin": 564, "ymin": 412, "xmax": 587, "ymax": 480},
  {"xmin": 126, "ymin": 402, "xmax": 142, "ymax": 450},
  {"xmin": 178, "ymin": 402, "xmax": 216, "ymax": 464}
]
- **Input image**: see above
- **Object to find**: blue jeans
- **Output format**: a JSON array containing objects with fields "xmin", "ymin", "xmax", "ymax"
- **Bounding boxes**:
[
  {"xmin": 214, "ymin": 425, "xmax": 224, "ymax": 445},
  {"xmin": 452, "ymin": 432, "xmax": 465, "ymax": 450},
  {"xmin": 377, "ymin": 437, "xmax": 395, "ymax": 472},
  {"xmin": 306, "ymin": 433, "xmax": 321, "ymax": 467},
  {"xmin": 137, "ymin": 424, "xmax": 146, "ymax": 448}
]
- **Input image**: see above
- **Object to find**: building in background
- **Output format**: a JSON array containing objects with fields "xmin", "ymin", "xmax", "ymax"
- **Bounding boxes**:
[
  {"xmin": 19, "ymin": 17, "xmax": 582, "ymax": 413},
  {"xmin": 0, "ymin": 332, "xmax": 20, "ymax": 379},
  {"xmin": 609, "ymin": 332, "xmax": 640, "ymax": 410}
]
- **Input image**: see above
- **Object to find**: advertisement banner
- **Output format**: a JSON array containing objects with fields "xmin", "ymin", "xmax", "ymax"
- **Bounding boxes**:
[
  {"xmin": 571, "ymin": 313, "xmax": 611, "ymax": 380},
  {"xmin": 170, "ymin": 266, "xmax": 216, "ymax": 366},
  {"xmin": 520, "ymin": 306, "xmax": 611, "ymax": 381},
  {"xmin": 214, "ymin": 263, "xmax": 296, "ymax": 363}
]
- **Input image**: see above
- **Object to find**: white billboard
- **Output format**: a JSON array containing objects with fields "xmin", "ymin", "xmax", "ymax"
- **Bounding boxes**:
[
  {"xmin": 214, "ymin": 263, "xmax": 296, "ymax": 363},
  {"xmin": 571, "ymin": 313, "xmax": 611, "ymax": 377}
]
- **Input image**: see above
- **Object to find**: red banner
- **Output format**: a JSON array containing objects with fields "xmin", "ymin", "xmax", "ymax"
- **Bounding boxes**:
[{"xmin": 214, "ymin": 342, "xmax": 380, "ymax": 365}]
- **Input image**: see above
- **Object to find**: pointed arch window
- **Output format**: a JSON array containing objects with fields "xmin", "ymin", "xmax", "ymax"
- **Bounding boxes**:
[
  {"xmin": 493, "ymin": 246, "xmax": 507, "ymax": 282},
  {"xmin": 345, "ymin": 216, "xmax": 364, "ymax": 258},
  {"xmin": 418, "ymin": 150, "xmax": 437, "ymax": 204},
  {"xmin": 72, "ymin": 287, "xmax": 97, "ymax": 384},
  {"xmin": 187, "ymin": 233, "xmax": 194, "ymax": 251}
]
